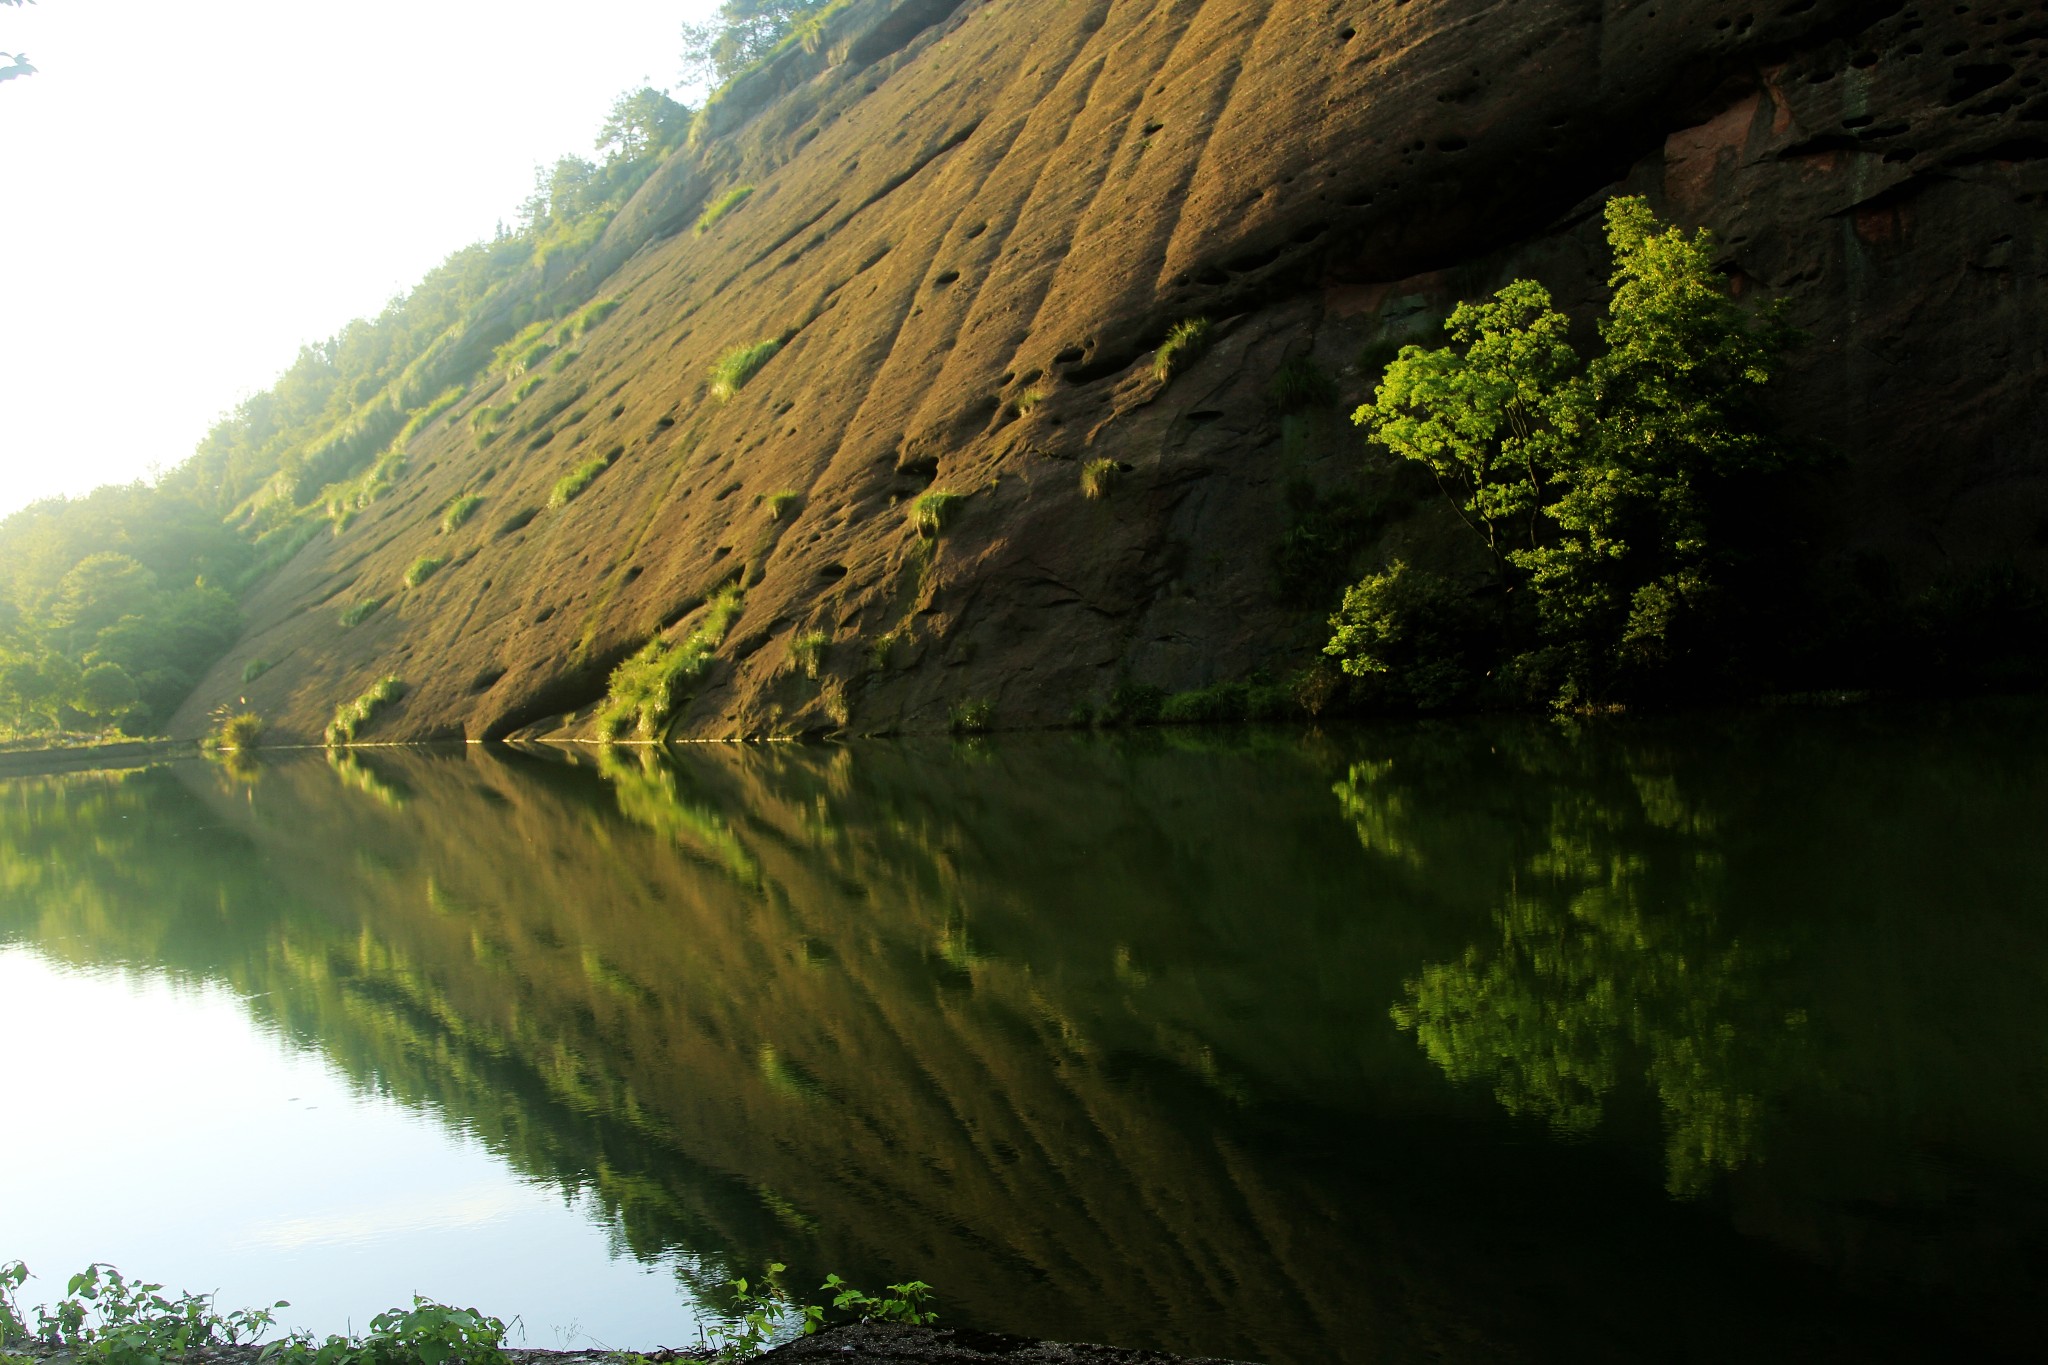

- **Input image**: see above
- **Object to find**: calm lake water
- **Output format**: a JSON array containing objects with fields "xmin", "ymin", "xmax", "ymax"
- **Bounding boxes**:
[{"xmin": 3, "ymin": 703, "xmax": 2046, "ymax": 1363}]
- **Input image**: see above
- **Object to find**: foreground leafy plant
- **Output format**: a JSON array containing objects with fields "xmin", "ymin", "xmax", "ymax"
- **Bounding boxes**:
[
  {"xmin": 267, "ymin": 1298, "xmax": 508, "ymax": 1365},
  {"xmin": 1, "ymin": 1261, "xmax": 283, "ymax": 1365},
  {"xmin": 699, "ymin": 1264, "xmax": 937, "ymax": 1360}
]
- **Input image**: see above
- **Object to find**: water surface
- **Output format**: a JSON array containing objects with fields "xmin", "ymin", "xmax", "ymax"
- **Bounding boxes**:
[{"xmin": 2, "ymin": 704, "xmax": 2045, "ymax": 1362}]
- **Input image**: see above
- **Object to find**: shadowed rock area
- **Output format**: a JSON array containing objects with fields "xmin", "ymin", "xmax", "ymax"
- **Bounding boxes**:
[{"xmin": 172, "ymin": 0, "xmax": 2048, "ymax": 741}]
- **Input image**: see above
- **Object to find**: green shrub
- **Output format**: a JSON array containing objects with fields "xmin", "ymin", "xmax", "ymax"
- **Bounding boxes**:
[
  {"xmin": 339, "ymin": 597, "xmax": 383, "ymax": 628},
  {"xmin": 912, "ymin": 489, "xmax": 963, "ymax": 537},
  {"xmin": 241, "ymin": 657, "xmax": 273, "ymax": 684},
  {"xmin": 471, "ymin": 402, "xmax": 514, "ymax": 435},
  {"xmin": 403, "ymin": 556, "xmax": 446, "ymax": 589},
  {"xmin": 1272, "ymin": 480, "xmax": 1381, "ymax": 607},
  {"xmin": 788, "ymin": 630, "xmax": 830, "ymax": 679},
  {"xmin": 548, "ymin": 348, "xmax": 582, "ymax": 373},
  {"xmin": 948, "ymin": 699, "xmax": 993, "ymax": 733},
  {"xmin": 595, "ymin": 587, "xmax": 744, "ymax": 739},
  {"xmin": 1159, "ymin": 682, "xmax": 1251, "ymax": 725},
  {"xmin": 1324, "ymin": 560, "xmax": 1490, "ymax": 708},
  {"xmin": 1153, "ymin": 316, "xmax": 1213, "ymax": 382},
  {"xmin": 1103, "ymin": 680, "xmax": 1165, "ymax": 725},
  {"xmin": 440, "ymin": 494, "xmax": 483, "ymax": 533},
  {"xmin": 695, "ymin": 184, "xmax": 756, "ymax": 235},
  {"xmin": 325, "ymin": 675, "xmax": 407, "ymax": 746},
  {"xmin": 207, "ymin": 711, "xmax": 265, "ymax": 751},
  {"xmin": 1014, "ymin": 387, "xmax": 1046, "ymax": 415},
  {"xmin": 550, "ymin": 457, "xmax": 612, "ymax": 508},
  {"xmin": 273, "ymin": 1299, "xmax": 508, "ymax": 1365},
  {"xmin": 561, "ymin": 297, "xmax": 621, "ymax": 339},
  {"xmin": 512, "ymin": 373, "xmax": 546, "ymax": 403},
  {"xmin": 1265, "ymin": 354, "xmax": 1339, "ymax": 411},
  {"xmin": 710, "ymin": 339, "xmax": 782, "ymax": 402},
  {"xmin": 765, "ymin": 490, "xmax": 800, "ymax": 519},
  {"xmin": 1080, "ymin": 459, "xmax": 1121, "ymax": 500}
]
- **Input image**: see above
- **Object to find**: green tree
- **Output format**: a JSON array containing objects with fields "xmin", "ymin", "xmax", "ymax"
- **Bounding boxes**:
[
  {"xmin": 1352, "ymin": 279, "xmax": 1582, "ymax": 572},
  {"xmin": 1342, "ymin": 197, "xmax": 1797, "ymax": 704},
  {"xmin": 598, "ymin": 86, "xmax": 690, "ymax": 163},
  {"xmin": 681, "ymin": 0, "xmax": 832, "ymax": 90}
]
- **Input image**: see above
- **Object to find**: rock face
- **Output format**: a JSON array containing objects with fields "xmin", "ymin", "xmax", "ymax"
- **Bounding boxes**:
[{"xmin": 176, "ymin": 0, "xmax": 2048, "ymax": 742}]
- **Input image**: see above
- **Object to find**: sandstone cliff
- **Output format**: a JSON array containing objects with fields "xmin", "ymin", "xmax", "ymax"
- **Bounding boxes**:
[{"xmin": 174, "ymin": 0, "xmax": 2048, "ymax": 742}]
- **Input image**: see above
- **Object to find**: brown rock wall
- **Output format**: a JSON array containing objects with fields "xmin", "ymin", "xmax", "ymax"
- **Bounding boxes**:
[{"xmin": 175, "ymin": 0, "xmax": 2048, "ymax": 742}]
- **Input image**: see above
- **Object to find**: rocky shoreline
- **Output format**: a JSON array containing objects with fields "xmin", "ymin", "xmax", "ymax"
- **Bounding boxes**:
[{"xmin": 8, "ymin": 1325, "xmax": 1250, "ymax": 1365}]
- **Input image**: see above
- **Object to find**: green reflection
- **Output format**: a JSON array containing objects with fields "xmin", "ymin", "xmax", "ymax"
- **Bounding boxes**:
[
  {"xmin": 1, "ymin": 712, "xmax": 2045, "ymax": 1363},
  {"xmin": 1341, "ymin": 726, "xmax": 1806, "ymax": 1196}
]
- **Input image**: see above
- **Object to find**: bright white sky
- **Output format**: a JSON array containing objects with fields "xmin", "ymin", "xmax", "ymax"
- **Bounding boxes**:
[{"xmin": 0, "ymin": 0, "xmax": 722, "ymax": 521}]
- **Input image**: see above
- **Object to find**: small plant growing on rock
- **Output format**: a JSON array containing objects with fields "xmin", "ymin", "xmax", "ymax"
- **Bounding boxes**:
[
  {"xmin": 339, "ymin": 597, "xmax": 383, "ymax": 628},
  {"xmin": 710, "ymin": 339, "xmax": 782, "ymax": 402},
  {"xmin": 205, "ymin": 710, "xmax": 265, "ymax": 751},
  {"xmin": 912, "ymin": 490, "xmax": 963, "ymax": 537},
  {"xmin": 403, "ymin": 556, "xmax": 445, "ymax": 588},
  {"xmin": 441, "ymin": 494, "xmax": 483, "ymax": 533},
  {"xmin": 326, "ymin": 676, "xmax": 407, "ymax": 746},
  {"xmin": 562, "ymin": 296, "xmax": 620, "ymax": 339},
  {"xmin": 512, "ymin": 373, "xmax": 546, "ymax": 403},
  {"xmin": 1014, "ymin": 386, "xmax": 1046, "ymax": 415},
  {"xmin": 788, "ymin": 630, "xmax": 829, "ymax": 679},
  {"xmin": 1153, "ymin": 316, "xmax": 1213, "ymax": 382},
  {"xmin": 1265, "ymin": 354, "xmax": 1339, "ymax": 411},
  {"xmin": 596, "ymin": 588, "xmax": 745, "ymax": 740},
  {"xmin": 695, "ymin": 184, "xmax": 756, "ymax": 235},
  {"xmin": 949, "ymin": 698, "xmax": 993, "ymax": 733},
  {"xmin": 550, "ymin": 457, "xmax": 612, "ymax": 508},
  {"xmin": 241, "ymin": 657, "xmax": 273, "ymax": 684},
  {"xmin": 764, "ymin": 490, "xmax": 800, "ymax": 519},
  {"xmin": 1080, "ymin": 459, "xmax": 1121, "ymax": 499}
]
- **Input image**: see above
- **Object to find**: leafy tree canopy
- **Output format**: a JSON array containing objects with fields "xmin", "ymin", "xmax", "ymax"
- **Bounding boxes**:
[
  {"xmin": 1336, "ymin": 196, "xmax": 1801, "ymax": 706},
  {"xmin": 681, "ymin": 0, "xmax": 834, "ymax": 90}
]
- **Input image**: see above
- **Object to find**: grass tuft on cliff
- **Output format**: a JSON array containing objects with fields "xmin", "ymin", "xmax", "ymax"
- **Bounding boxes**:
[
  {"xmin": 912, "ymin": 490, "xmax": 963, "ymax": 537},
  {"xmin": 695, "ymin": 185, "xmax": 756, "ymax": 235},
  {"xmin": 403, "ymin": 556, "xmax": 446, "ymax": 589},
  {"xmin": 440, "ymin": 495, "xmax": 483, "ymax": 534},
  {"xmin": 710, "ymin": 339, "xmax": 782, "ymax": 402},
  {"xmin": 1153, "ymin": 317, "xmax": 1213, "ymax": 382},
  {"xmin": 1080, "ymin": 459, "xmax": 1121, "ymax": 500},
  {"xmin": 596, "ymin": 587, "xmax": 745, "ymax": 740},
  {"xmin": 550, "ymin": 457, "xmax": 614, "ymax": 509},
  {"xmin": 326, "ymin": 676, "xmax": 406, "ymax": 747}
]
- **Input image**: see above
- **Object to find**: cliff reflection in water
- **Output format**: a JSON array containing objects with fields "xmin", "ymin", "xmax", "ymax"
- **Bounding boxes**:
[{"xmin": 1, "ymin": 709, "xmax": 2045, "ymax": 1363}]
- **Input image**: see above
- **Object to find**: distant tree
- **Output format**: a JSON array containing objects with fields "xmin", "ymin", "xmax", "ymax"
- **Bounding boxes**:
[
  {"xmin": 598, "ymin": 86, "xmax": 690, "ymax": 163},
  {"xmin": 681, "ymin": 0, "xmax": 832, "ymax": 90}
]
